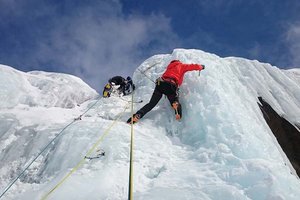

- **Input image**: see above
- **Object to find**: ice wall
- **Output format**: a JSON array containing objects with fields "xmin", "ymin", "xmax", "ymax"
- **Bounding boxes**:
[{"xmin": 1, "ymin": 49, "xmax": 300, "ymax": 200}]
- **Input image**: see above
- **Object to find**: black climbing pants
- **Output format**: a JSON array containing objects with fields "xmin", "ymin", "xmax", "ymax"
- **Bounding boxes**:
[{"xmin": 136, "ymin": 79, "xmax": 182, "ymax": 118}]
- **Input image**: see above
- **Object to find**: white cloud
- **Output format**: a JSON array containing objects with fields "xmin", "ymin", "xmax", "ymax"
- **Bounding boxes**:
[
  {"xmin": 1, "ymin": 0, "xmax": 180, "ymax": 91},
  {"xmin": 29, "ymin": 1, "xmax": 180, "ymax": 91},
  {"xmin": 248, "ymin": 42, "xmax": 262, "ymax": 59},
  {"xmin": 286, "ymin": 22, "xmax": 300, "ymax": 68}
]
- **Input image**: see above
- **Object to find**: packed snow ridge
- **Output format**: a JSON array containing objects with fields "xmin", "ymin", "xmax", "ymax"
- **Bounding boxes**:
[
  {"xmin": 0, "ymin": 65, "xmax": 97, "ymax": 109},
  {"xmin": 0, "ymin": 49, "xmax": 300, "ymax": 200}
]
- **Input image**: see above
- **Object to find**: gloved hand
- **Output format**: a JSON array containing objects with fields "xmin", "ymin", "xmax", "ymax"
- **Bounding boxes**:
[{"xmin": 201, "ymin": 64, "xmax": 205, "ymax": 70}]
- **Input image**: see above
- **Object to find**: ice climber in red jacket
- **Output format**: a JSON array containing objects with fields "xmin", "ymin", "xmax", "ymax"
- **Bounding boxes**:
[{"xmin": 127, "ymin": 60, "xmax": 205, "ymax": 124}]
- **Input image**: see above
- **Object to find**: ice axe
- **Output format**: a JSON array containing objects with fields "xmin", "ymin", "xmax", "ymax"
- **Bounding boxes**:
[{"xmin": 199, "ymin": 64, "xmax": 205, "ymax": 77}]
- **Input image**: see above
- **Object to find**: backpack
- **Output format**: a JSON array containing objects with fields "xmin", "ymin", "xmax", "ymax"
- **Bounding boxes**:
[{"xmin": 123, "ymin": 77, "xmax": 135, "ymax": 95}]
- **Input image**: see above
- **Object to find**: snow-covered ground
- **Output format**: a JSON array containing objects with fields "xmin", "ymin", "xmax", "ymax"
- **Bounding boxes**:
[{"xmin": 0, "ymin": 49, "xmax": 300, "ymax": 200}]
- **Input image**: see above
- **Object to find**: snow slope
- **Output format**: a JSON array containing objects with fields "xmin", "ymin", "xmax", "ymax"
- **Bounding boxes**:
[
  {"xmin": 0, "ymin": 65, "xmax": 96, "ymax": 109},
  {"xmin": 0, "ymin": 49, "xmax": 300, "ymax": 200}
]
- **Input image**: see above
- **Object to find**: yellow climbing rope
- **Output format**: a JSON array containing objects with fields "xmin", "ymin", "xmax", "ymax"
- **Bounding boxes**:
[
  {"xmin": 41, "ymin": 104, "xmax": 129, "ymax": 200},
  {"xmin": 128, "ymin": 91, "xmax": 134, "ymax": 200}
]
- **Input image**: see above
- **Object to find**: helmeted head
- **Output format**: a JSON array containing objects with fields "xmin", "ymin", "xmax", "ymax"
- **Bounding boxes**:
[{"xmin": 126, "ymin": 76, "xmax": 132, "ymax": 81}]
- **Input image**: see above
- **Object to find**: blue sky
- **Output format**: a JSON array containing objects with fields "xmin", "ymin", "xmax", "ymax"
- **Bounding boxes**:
[{"xmin": 0, "ymin": 0, "xmax": 300, "ymax": 91}]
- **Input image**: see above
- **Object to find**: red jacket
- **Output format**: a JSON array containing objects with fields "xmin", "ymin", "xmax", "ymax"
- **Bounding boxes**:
[{"xmin": 162, "ymin": 60, "xmax": 204, "ymax": 86}]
